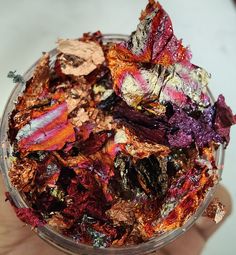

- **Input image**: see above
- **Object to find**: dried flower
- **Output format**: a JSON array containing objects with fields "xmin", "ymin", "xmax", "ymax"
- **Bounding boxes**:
[{"xmin": 6, "ymin": 0, "xmax": 235, "ymax": 248}]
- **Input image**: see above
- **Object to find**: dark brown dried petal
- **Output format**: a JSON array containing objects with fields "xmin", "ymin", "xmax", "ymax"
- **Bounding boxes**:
[
  {"xmin": 109, "ymin": 152, "xmax": 138, "ymax": 200},
  {"xmin": 135, "ymin": 155, "xmax": 168, "ymax": 197}
]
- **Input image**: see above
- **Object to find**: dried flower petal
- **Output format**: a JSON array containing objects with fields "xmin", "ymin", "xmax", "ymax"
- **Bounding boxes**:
[
  {"xmin": 106, "ymin": 200, "xmax": 136, "ymax": 226},
  {"xmin": 57, "ymin": 39, "xmax": 105, "ymax": 76},
  {"xmin": 16, "ymin": 102, "xmax": 75, "ymax": 152},
  {"xmin": 9, "ymin": 158, "xmax": 38, "ymax": 192},
  {"xmin": 15, "ymin": 208, "xmax": 45, "ymax": 227},
  {"xmin": 16, "ymin": 53, "xmax": 50, "ymax": 111},
  {"xmin": 214, "ymin": 95, "xmax": 236, "ymax": 145},
  {"xmin": 203, "ymin": 198, "xmax": 226, "ymax": 223}
]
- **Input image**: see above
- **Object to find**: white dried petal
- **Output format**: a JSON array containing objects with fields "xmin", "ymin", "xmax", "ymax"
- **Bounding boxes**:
[
  {"xmin": 100, "ymin": 89, "xmax": 114, "ymax": 101},
  {"xmin": 114, "ymin": 129, "xmax": 127, "ymax": 144}
]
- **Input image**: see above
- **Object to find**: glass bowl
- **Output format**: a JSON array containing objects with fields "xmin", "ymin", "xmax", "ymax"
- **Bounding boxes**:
[{"xmin": 0, "ymin": 34, "xmax": 225, "ymax": 255}]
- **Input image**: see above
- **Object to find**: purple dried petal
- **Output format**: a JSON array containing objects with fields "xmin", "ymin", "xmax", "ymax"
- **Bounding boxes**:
[
  {"xmin": 168, "ymin": 130, "xmax": 193, "ymax": 148},
  {"xmin": 168, "ymin": 107, "xmax": 223, "ymax": 148},
  {"xmin": 200, "ymin": 106, "xmax": 215, "ymax": 127}
]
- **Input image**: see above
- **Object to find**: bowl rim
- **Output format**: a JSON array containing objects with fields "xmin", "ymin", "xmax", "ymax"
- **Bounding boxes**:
[{"xmin": 0, "ymin": 34, "xmax": 225, "ymax": 255}]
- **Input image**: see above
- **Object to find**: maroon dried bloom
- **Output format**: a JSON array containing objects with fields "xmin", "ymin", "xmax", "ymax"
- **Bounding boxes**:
[
  {"xmin": 214, "ymin": 94, "xmax": 236, "ymax": 145},
  {"xmin": 15, "ymin": 208, "xmax": 46, "ymax": 227},
  {"xmin": 5, "ymin": 193, "xmax": 45, "ymax": 227},
  {"xmin": 79, "ymin": 130, "xmax": 113, "ymax": 155}
]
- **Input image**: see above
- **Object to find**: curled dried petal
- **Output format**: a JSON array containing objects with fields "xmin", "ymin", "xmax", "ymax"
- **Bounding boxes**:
[{"xmin": 16, "ymin": 102, "xmax": 75, "ymax": 152}]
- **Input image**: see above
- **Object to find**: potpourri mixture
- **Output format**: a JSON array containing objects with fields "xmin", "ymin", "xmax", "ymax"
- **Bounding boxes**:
[{"xmin": 7, "ymin": 0, "xmax": 236, "ymax": 248}]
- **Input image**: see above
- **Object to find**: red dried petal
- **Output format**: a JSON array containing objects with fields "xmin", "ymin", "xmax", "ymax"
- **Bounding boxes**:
[
  {"xmin": 36, "ymin": 155, "xmax": 61, "ymax": 190},
  {"xmin": 15, "ymin": 208, "xmax": 46, "ymax": 227},
  {"xmin": 79, "ymin": 131, "xmax": 113, "ymax": 155},
  {"xmin": 5, "ymin": 194, "xmax": 45, "ymax": 227}
]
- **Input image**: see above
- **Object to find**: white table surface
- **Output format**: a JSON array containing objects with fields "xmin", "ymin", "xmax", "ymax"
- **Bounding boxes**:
[{"xmin": 0, "ymin": 0, "xmax": 236, "ymax": 254}]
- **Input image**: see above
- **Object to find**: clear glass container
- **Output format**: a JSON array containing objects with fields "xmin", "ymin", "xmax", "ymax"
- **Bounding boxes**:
[{"xmin": 0, "ymin": 34, "xmax": 225, "ymax": 255}]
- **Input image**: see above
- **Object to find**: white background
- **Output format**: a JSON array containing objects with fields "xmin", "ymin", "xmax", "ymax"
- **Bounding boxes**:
[{"xmin": 0, "ymin": 0, "xmax": 235, "ymax": 254}]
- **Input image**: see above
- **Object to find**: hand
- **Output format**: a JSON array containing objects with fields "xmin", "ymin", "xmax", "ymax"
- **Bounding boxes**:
[
  {"xmin": 0, "ymin": 174, "xmax": 65, "ymax": 255},
  {"xmin": 0, "ymin": 174, "xmax": 232, "ymax": 255}
]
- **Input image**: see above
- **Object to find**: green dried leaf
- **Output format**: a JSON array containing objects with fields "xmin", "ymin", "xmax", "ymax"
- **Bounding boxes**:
[{"xmin": 7, "ymin": 70, "xmax": 24, "ymax": 84}]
